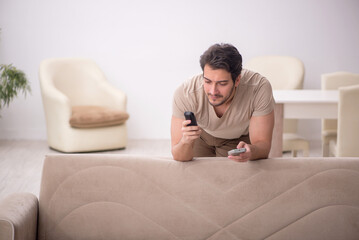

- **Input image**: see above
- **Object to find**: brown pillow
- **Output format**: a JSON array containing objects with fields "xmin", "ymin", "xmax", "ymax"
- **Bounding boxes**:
[{"xmin": 69, "ymin": 106, "xmax": 129, "ymax": 128}]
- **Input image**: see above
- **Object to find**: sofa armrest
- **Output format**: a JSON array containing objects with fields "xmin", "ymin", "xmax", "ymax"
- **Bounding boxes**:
[{"xmin": 0, "ymin": 193, "xmax": 38, "ymax": 240}]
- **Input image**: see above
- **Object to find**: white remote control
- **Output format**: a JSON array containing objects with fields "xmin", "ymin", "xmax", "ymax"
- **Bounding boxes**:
[{"xmin": 228, "ymin": 148, "xmax": 246, "ymax": 156}]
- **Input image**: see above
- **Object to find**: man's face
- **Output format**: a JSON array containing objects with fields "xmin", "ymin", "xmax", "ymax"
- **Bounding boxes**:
[{"xmin": 203, "ymin": 64, "xmax": 239, "ymax": 107}]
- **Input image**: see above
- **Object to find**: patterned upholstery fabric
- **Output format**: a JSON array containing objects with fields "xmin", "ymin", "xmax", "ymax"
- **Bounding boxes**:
[
  {"xmin": 2, "ymin": 155, "xmax": 359, "ymax": 239},
  {"xmin": 36, "ymin": 155, "xmax": 359, "ymax": 240}
]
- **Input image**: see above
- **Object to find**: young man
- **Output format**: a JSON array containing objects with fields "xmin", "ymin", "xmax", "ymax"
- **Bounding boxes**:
[{"xmin": 171, "ymin": 43, "xmax": 275, "ymax": 162}]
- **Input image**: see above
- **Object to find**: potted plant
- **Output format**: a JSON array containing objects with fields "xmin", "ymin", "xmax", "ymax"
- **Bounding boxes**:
[
  {"xmin": 0, "ymin": 29, "xmax": 31, "ymax": 115},
  {"xmin": 0, "ymin": 64, "xmax": 31, "ymax": 114}
]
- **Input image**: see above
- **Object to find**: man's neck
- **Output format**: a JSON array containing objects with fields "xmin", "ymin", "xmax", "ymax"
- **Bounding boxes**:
[
  {"xmin": 213, "ymin": 93, "xmax": 235, "ymax": 118},
  {"xmin": 213, "ymin": 105, "xmax": 226, "ymax": 118}
]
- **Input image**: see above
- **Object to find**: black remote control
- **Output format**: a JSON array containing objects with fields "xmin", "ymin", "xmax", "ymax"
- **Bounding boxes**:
[{"xmin": 184, "ymin": 111, "xmax": 198, "ymax": 126}]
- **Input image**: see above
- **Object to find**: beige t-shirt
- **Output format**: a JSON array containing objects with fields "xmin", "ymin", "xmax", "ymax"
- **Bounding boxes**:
[{"xmin": 172, "ymin": 69, "xmax": 275, "ymax": 139}]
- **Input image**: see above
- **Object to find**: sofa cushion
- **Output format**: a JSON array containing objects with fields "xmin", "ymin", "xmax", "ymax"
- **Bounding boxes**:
[{"xmin": 69, "ymin": 105, "xmax": 129, "ymax": 128}]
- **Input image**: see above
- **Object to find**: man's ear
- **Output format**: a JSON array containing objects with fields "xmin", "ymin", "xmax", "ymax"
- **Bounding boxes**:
[{"xmin": 235, "ymin": 75, "xmax": 241, "ymax": 87}]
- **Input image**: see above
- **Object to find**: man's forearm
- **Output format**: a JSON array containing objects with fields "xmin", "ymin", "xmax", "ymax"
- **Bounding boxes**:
[
  {"xmin": 171, "ymin": 140, "xmax": 194, "ymax": 161},
  {"xmin": 249, "ymin": 141, "xmax": 271, "ymax": 160}
]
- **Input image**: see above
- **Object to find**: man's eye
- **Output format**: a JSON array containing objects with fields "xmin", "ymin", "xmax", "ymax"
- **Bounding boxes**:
[{"xmin": 219, "ymin": 82, "xmax": 227, "ymax": 86}]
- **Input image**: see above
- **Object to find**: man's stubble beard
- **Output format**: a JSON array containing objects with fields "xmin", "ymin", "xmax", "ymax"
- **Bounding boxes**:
[{"xmin": 207, "ymin": 84, "xmax": 236, "ymax": 107}]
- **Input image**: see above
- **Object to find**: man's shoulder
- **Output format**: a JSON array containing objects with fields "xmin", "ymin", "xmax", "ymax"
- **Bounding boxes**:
[
  {"xmin": 172, "ymin": 73, "xmax": 204, "ymax": 118},
  {"xmin": 183, "ymin": 73, "xmax": 203, "ymax": 92},
  {"xmin": 240, "ymin": 69, "xmax": 272, "ymax": 89},
  {"xmin": 175, "ymin": 73, "xmax": 203, "ymax": 97}
]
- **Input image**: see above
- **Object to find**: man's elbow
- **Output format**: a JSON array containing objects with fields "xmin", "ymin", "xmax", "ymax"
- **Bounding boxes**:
[
  {"xmin": 262, "ymin": 144, "xmax": 272, "ymax": 159},
  {"xmin": 261, "ymin": 142, "xmax": 272, "ymax": 158},
  {"xmin": 171, "ymin": 151, "xmax": 193, "ymax": 162},
  {"xmin": 172, "ymin": 154, "xmax": 193, "ymax": 162},
  {"xmin": 251, "ymin": 142, "xmax": 271, "ymax": 160}
]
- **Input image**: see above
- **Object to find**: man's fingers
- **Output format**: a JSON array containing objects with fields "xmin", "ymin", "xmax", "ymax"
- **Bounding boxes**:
[
  {"xmin": 229, "ymin": 142, "xmax": 251, "ymax": 162},
  {"xmin": 228, "ymin": 155, "xmax": 249, "ymax": 162},
  {"xmin": 237, "ymin": 141, "xmax": 246, "ymax": 148},
  {"xmin": 182, "ymin": 120, "xmax": 201, "ymax": 133},
  {"xmin": 183, "ymin": 129, "xmax": 201, "ymax": 137},
  {"xmin": 181, "ymin": 119, "xmax": 201, "ymax": 144},
  {"xmin": 182, "ymin": 120, "xmax": 191, "ymax": 127}
]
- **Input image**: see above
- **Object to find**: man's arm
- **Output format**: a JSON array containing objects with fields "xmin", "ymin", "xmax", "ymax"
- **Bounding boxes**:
[
  {"xmin": 228, "ymin": 110, "xmax": 274, "ymax": 162},
  {"xmin": 171, "ymin": 116, "xmax": 202, "ymax": 161}
]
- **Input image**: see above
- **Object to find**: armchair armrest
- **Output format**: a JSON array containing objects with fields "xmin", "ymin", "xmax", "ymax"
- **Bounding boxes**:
[
  {"xmin": 40, "ymin": 81, "xmax": 71, "ymax": 121},
  {"xmin": 0, "ymin": 193, "xmax": 38, "ymax": 240}
]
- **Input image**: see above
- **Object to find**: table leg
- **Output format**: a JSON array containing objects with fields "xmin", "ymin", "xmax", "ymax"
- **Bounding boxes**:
[{"xmin": 269, "ymin": 103, "xmax": 283, "ymax": 158}]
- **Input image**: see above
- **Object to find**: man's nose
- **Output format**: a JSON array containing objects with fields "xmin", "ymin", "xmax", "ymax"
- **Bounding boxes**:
[{"xmin": 210, "ymin": 84, "xmax": 218, "ymax": 95}]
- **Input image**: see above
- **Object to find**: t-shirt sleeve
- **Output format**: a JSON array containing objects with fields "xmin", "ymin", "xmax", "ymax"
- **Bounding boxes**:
[
  {"xmin": 172, "ymin": 84, "xmax": 190, "ymax": 119},
  {"xmin": 252, "ymin": 79, "xmax": 275, "ymax": 116}
]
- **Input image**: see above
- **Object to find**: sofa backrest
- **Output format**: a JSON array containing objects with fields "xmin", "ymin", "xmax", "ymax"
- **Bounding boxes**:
[{"xmin": 38, "ymin": 155, "xmax": 359, "ymax": 240}]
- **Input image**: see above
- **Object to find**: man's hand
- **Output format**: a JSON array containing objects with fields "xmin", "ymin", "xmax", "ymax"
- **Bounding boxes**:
[
  {"xmin": 180, "ymin": 120, "xmax": 202, "ymax": 144},
  {"xmin": 228, "ymin": 141, "xmax": 252, "ymax": 162},
  {"xmin": 228, "ymin": 111, "xmax": 275, "ymax": 162},
  {"xmin": 171, "ymin": 116, "xmax": 201, "ymax": 161}
]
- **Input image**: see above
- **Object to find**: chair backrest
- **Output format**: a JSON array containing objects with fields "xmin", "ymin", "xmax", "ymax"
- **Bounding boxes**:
[
  {"xmin": 244, "ymin": 56, "xmax": 304, "ymax": 90},
  {"xmin": 244, "ymin": 56, "xmax": 305, "ymax": 133},
  {"xmin": 39, "ymin": 58, "xmax": 108, "ymax": 106},
  {"xmin": 337, "ymin": 84, "xmax": 359, "ymax": 157},
  {"xmin": 321, "ymin": 72, "xmax": 359, "ymax": 132}
]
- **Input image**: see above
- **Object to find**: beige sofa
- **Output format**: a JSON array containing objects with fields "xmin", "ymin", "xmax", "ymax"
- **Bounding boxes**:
[{"xmin": 1, "ymin": 155, "xmax": 359, "ymax": 240}]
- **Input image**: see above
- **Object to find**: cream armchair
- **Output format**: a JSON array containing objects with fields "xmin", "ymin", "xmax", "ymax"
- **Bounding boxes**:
[
  {"xmin": 329, "ymin": 84, "xmax": 359, "ymax": 157},
  {"xmin": 245, "ymin": 56, "xmax": 309, "ymax": 157},
  {"xmin": 39, "ymin": 58, "xmax": 128, "ymax": 152},
  {"xmin": 321, "ymin": 71, "xmax": 359, "ymax": 156}
]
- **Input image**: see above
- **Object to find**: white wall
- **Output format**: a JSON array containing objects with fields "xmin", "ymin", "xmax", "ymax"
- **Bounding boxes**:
[{"xmin": 1, "ymin": 0, "xmax": 358, "ymax": 140}]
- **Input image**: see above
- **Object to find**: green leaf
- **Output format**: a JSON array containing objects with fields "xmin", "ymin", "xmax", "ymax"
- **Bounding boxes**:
[{"xmin": 0, "ymin": 64, "xmax": 31, "ymax": 113}]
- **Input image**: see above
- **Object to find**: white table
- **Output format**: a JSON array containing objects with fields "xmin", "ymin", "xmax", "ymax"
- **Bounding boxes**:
[{"xmin": 269, "ymin": 90, "xmax": 339, "ymax": 157}]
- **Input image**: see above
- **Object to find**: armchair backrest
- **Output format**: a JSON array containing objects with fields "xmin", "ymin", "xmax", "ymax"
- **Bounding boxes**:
[
  {"xmin": 244, "ymin": 56, "xmax": 304, "ymax": 90},
  {"xmin": 39, "ymin": 58, "xmax": 108, "ymax": 106}
]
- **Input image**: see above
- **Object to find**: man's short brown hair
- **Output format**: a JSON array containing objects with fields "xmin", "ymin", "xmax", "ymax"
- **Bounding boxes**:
[{"xmin": 199, "ymin": 43, "xmax": 243, "ymax": 82}]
